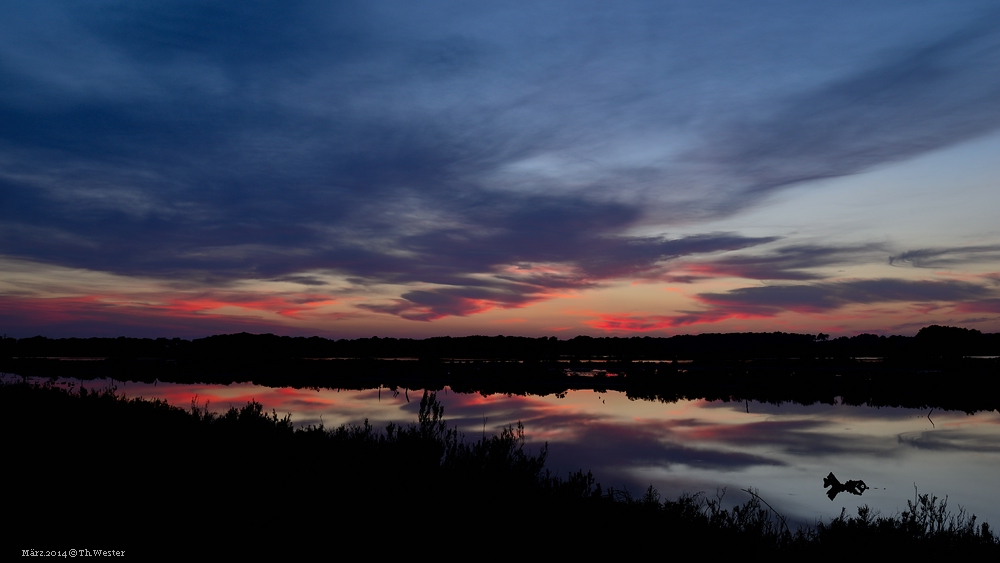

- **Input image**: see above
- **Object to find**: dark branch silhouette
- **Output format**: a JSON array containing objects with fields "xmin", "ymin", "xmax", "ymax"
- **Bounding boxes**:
[{"xmin": 824, "ymin": 472, "xmax": 870, "ymax": 501}]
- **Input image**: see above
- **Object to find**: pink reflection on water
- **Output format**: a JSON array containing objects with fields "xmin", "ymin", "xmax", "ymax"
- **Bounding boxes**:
[{"xmin": 9, "ymin": 374, "xmax": 1000, "ymax": 527}]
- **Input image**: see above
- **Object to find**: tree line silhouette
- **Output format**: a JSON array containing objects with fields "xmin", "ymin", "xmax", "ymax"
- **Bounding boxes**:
[
  {"xmin": 3, "ymin": 325, "xmax": 997, "ymax": 360},
  {"xmin": 2, "ymin": 326, "xmax": 997, "ymax": 413}
]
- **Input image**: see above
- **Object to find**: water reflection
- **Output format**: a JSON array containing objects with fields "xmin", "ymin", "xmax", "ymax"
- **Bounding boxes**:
[{"xmin": 15, "ymin": 376, "xmax": 1000, "ymax": 527}]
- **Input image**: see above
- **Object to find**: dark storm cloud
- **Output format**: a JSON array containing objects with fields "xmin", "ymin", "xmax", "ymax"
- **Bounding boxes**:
[{"xmin": 2, "ymin": 2, "xmax": 999, "ymax": 320}]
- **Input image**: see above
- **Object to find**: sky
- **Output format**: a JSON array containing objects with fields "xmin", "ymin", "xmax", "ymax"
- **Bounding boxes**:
[{"xmin": 1, "ymin": 1, "xmax": 999, "ymax": 339}]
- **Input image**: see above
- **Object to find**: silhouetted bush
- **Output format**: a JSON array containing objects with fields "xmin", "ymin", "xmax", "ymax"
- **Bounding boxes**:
[{"xmin": 4, "ymin": 381, "xmax": 997, "ymax": 556}]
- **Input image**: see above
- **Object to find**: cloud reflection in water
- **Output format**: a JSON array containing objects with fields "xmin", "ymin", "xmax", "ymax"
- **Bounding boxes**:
[{"xmin": 30, "ymin": 377, "xmax": 1000, "ymax": 527}]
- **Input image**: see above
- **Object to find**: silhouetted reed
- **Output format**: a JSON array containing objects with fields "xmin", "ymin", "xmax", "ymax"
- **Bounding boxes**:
[{"xmin": 4, "ymin": 380, "xmax": 996, "ymax": 556}]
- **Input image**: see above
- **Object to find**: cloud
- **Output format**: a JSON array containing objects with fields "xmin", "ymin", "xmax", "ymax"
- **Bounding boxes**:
[
  {"xmin": 354, "ymin": 232, "xmax": 774, "ymax": 320},
  {"xmin": 0, "ymin": 295, "xmax": 304, "ymax": 338},
  {"xmin": 1, "ymin": 3, "xmax": 999, "ymax": 328},
  {"xmin": 898, "ymin": 429, "xmax": 1000, "ymax": 453},
  {"xmin": 954, "ymin": 299, "xmax": 1000, "ymax": 315},
  {"xmin": 691, "ymin": 419, "xmax": 894, "ymax": 457},
  {"xmin": 360, "ymin": 291, "xmax": 499, "ymax": 322},
  {"xmin": 0, "ymin": 291, "xmax": 346, "ymax": 338},
  {"xmin": 697, "ymin": 279, "xmax": 993, "ymax": 313},
  {"xmin": 677, "ymin": 244, "xmax": 885, "ymax": 282},
  {"xmin": 697, "ymin": 13, "xmax": 1000, "ymax": 204},
  {"xmin": 589, "ymin": 279, "xmax": 999, "ymax": 331},
  {"xmin": 587, "ymin": 311, "xmax": 763, "ymax": 332},
  {"xmin": 529, "ymin": 417, "xmax": 786, "ymax": 475},
  {"xmin": 889, "ymin": 245, "xmax": 1000, "ymax": 268}
]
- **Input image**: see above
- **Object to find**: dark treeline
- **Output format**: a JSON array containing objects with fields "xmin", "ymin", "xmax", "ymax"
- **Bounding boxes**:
[
  {"xmin": 4, "ymin": 325, "xmax": 1000, "ymax": 360},
  {"xmin": 3, "ymin": 324, "xmax": 997, "ymax": 413},
  {"xmin": 4, "ymin": 354, "xmax": 999, "ymax": 413},
  {"xmin": 6, "ymin": 380, "xmax": 997, "ymax": 556}
]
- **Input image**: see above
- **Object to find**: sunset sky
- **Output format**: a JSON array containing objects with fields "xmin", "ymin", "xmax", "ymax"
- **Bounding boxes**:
[{"xmin": 2, "ymin": 1, "xmax": 999, "ymax": 338}]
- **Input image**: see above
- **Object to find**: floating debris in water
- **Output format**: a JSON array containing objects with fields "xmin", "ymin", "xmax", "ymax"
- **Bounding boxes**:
[{"xmin": 823, "ymin": 472, "xmax": 869, "ymax": 501}]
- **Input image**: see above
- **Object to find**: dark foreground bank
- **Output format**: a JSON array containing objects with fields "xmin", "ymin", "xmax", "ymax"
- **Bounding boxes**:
[{"xmin": 5, "ymin": 381, "xmax": 997, "ymax": 557}]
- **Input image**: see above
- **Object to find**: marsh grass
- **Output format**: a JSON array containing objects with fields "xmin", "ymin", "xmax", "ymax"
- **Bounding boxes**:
[{"xmin": 3, "ymin": 380, "xmax": 997, "ymax": 556}]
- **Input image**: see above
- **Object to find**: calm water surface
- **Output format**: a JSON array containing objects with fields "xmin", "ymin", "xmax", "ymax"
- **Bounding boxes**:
[{"xmin": 27, "ymin": 377, "xmax": 1000, "ymax": 527}]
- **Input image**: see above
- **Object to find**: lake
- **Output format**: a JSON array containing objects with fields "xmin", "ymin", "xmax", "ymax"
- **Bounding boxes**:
[{"xmin": 17, "ymin": 375, "xmax": 1000, "ymax": 528}]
